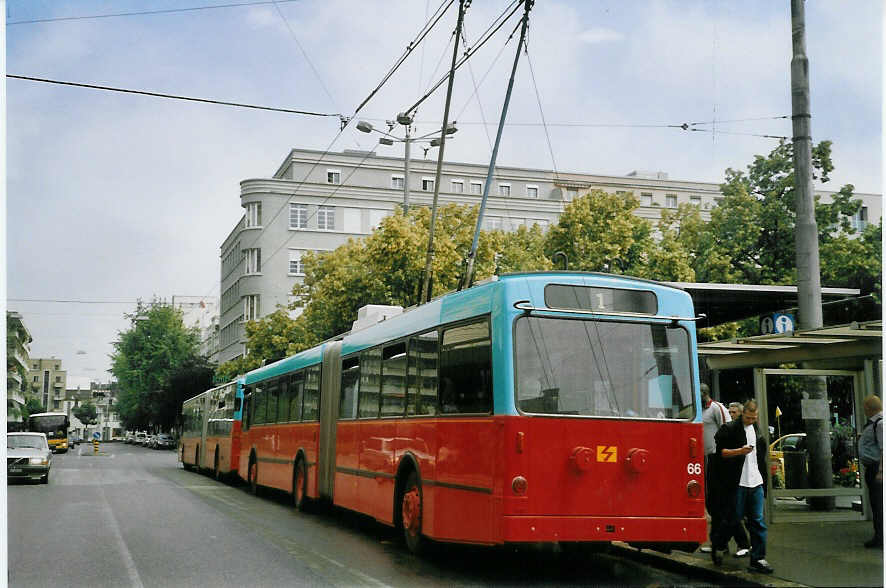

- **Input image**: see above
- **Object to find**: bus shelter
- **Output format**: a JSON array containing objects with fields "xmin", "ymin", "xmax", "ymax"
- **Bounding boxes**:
[{"xmin": 699, "ymin": 320, "xmax": 882, "ymax": 524}]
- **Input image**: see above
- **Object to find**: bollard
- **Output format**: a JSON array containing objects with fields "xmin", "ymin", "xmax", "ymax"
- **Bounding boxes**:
[{"xmin": 93, "ymin": 439, "xmax": 99, "ymax": 454}]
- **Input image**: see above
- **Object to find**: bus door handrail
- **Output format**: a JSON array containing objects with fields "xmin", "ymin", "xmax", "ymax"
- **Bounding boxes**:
[{"xmin": 513, "ymin": 300, "xmax": 706, "ymax": 325}]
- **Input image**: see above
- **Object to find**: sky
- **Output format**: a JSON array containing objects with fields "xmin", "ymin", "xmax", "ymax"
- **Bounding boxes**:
[{"xmin": 4, "ymin": 0, "xmax": 882, "ymax": 389}]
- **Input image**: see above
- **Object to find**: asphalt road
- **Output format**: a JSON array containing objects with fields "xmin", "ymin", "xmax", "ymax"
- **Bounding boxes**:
[{"xmin": 8, "ymin": 443, "xmax": 722, "ymax": 587}]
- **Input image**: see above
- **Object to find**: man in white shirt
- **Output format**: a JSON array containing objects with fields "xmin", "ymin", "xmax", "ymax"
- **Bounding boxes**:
[{"xmin": 710, "ymin": 399, "xmax": 773, "ymax": 574}]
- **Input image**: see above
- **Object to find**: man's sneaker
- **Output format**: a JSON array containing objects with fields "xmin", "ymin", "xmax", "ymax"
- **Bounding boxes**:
[
  {"xmin": 711, "ymin": 549, "xmax": 724, "ymax": 566},
  {"xmin": 864, "ymin": 538, "xmax": 883, "ymax": 549},
  {"xmin": 749, "ymin": 559, "xmax": 774, "ymax": 574},
  {"xmin": 700, "ymin": 546, "xmax": 712, "ymax": 553},
  {"xmin": 734, "ymin": 548, "xmax": 749, "ymax": 557}
]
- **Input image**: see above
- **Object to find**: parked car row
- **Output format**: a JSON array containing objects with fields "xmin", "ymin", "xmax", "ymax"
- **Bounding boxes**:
[{"xmin": 124, "ymin": 431, "xmax": 176, "ymax": 450}]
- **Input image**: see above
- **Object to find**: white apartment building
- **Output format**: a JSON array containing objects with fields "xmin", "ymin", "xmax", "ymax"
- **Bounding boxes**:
[
  {"xmin": 7, "ymin": 311, "xmax": 32, "ymax": 428},
  {"xmin": 216, "ymin": 147, "xmax": 881, "ymax": 364}
]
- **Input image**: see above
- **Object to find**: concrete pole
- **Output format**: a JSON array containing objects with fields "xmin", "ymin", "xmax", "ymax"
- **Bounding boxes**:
[
  {"xmin": 403, "ymin": 124, "xmax": 412, "ymax": 213},
  {"xmin": 791, "ymin": 0, "xmax": 832, "ymax": 508},
  {"xmin": 790, "ymin": 0, "xmax": 823, "ymax": 331}
]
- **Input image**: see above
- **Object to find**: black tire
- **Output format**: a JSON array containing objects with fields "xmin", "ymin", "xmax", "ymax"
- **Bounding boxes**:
[
  {"xmin": 401, "ymin": 471, "xmax": 424, "ymax": 554},
  {"xmin": 195, "ymin": 445, "xmax": 200, "ymax": 471},
  {"xmin": 42, "ymin": 471, "xmax": 50, "ymax": 484},
  {"xmin": 182, "ymin": 446, "xmax": 193, "ymax": 471},
  {"xmin": 293, "ymin": 458, "xmax": 308, "ymax": 512},
  {"xmin": 248, "ymin": 456, "xmax": 259, "ymax": 495},
  {"xmin": 214, "ymin": 448, "xmax": 221, "ymax": 481}
]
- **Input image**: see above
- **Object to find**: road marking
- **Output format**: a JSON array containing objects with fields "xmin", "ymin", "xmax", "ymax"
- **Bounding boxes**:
[{"xmin": 99, "ymin": 485, "xmax": 145, "ymax": 588}]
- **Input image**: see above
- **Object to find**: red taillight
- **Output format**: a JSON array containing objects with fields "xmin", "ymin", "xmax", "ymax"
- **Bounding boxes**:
[
  {"xmin": 512, "ymin": 476, "xmax": 528, "ymax": 495},
  {"xmin": 687, "ymin": 479, "xmax": 701, "ymax": 498}
]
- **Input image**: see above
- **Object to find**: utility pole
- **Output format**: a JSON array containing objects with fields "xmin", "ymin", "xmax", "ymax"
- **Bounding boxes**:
[
  {"xmin": 790, "ymin": 0, "xmax": 832, "ymax": 509},
  {"xmin": 419, "ymin": 0, "xmax": 468, "ymax": 304}
]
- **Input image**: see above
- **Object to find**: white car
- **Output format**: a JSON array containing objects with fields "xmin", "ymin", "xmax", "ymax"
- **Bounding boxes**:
[{"xmin": 7, "ymin": 432, "xmax": 52, "ymax": 484}]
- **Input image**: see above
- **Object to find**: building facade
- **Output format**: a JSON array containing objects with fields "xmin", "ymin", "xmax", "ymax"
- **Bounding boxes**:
[
  {"xmin": 217, "ymin": 148, "xmax": 882, "ymax": 364},
  {"xmin": 7, "ymin": 311, "xmax": 33, "ymax": 429},
  {"xmin": 27, "ymin": 358, "xmax": 67, "ymax": 413}
]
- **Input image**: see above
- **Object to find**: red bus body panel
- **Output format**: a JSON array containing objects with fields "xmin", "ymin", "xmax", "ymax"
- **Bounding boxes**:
[{"xmin": 240, "ymin": 423, "xmax": 320, "ymax": 495}]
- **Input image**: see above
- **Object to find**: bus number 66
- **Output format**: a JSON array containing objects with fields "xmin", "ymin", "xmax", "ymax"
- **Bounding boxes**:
[{"xmin": 687, "ymin": 463, "xmax": 702, "ymax": 475}]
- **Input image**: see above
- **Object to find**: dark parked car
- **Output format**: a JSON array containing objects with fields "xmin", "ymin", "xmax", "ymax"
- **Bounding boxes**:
[
  {"xmin": 152, "ymin": 434, "xmax": 175, "ymax": 449},
  {"xmin": 7, "ymin": 432, "xmax": 52, "ymax": 484}
]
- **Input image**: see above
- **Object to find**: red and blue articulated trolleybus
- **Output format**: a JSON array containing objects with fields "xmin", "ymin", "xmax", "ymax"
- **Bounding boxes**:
[
  {"xmin": 230, "ymin": 271, "xmax": 706, "ymax": 553},
  {"xmin": 180, "ymin": 379, "xmax": 244, "ymax": 479}
]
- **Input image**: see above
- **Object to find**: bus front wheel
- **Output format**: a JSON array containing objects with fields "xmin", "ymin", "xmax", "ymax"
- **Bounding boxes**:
[{"xmin": 401, "ymin": 471, "xmax": 424, "ymax": 554}]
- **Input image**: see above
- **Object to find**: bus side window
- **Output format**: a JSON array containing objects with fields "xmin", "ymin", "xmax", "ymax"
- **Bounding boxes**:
[
  {"xmin": 380, "ymin": 342, "xmax": 407, "ymax": 418},
  {"xmin": 358, "ymin": 348, "xmax": 382, "ymax": 418},
  {"xmin": 288, "ymin": 372, "xmax": 304, "ymax": 422},
  {"xmin": 439, "ymin": 319, "xmax": 492, "ymax": 414},
  {"xmin": 339, "ymin": 357, "xmax": 359, "ymax": 419},
  {"xmin": 303, "ymin": 365, "xmax": 321, "ymax": 422},
  {"xmin": 407, "ymin": 331, "xmax": 439, "ymax": 416},
  {"xmin": 253, "ymin": 384, "xmax": 267, "ymax": 425}
]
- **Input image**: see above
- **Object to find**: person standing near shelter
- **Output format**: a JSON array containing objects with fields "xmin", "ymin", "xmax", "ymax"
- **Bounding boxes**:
[
  {"xmin": 859, "ymin": 395, "xmax": 883, "ymax": 548},
  {"xmin": 710, "ymin": 399, "xmax": 773, "ymax": 574},
  {"xmin": 700, "ymin": 385, "xmax": 734, "ymax": 553}
]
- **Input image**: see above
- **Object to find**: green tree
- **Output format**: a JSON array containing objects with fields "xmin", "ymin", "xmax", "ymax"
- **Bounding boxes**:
[
  {"xmin": 73, "ymin": 401, "xmax": 97, "ymax": 426},
  {"xmin": 544, "ymin": 189, "xmax": 660, "ymax": 278},
  {"xmin": 161, "ymin": 357, "xmax": 215, "ymax": 431},
  {"xmin": 110, "ymin": 302, "xmax": 203, "ymax": 431},
  {"xmin": 23, "ymin": 397, "xmax": 45, "ymax": 421},
  {"xmin": 820, "ymin": 219, "xmax": 882, "ymax": 299},
  {"xmin": 700, "ymin": 140, "xmax": 862, "ymax": 285}
]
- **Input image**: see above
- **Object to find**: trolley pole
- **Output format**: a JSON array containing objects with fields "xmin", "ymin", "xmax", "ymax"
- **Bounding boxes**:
[{"xmin": 419, "ymin": 0, "xmax": 468, "ymax": 304}]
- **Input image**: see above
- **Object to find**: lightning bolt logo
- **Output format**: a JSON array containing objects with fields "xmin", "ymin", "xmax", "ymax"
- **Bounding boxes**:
[{"xmin": 596, "ymin": 445, "xmax": 617, "ymax": 463}]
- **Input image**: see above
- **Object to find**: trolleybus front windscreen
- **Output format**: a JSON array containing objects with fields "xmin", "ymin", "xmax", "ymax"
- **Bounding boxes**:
[{"xmin": 514, "ymin": 317, "xmax": 694, "ymax": 420}]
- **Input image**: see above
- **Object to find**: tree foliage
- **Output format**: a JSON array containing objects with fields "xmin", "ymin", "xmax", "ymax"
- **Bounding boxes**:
[
  {"xmin": 110, "ymin": 303, "xmax": 205, "ymax": 431},
  {"xmin": 73, "ymin": 402, "xmax": 97, "ymax": 425}
]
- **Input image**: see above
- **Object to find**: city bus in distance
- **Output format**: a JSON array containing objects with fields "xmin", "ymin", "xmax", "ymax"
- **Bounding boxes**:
[
  {"xmin": 238, "ymin": 272, "xmax": 705, "ymax": 553},
  {"xmin": 27, "ymin": 412, "xmax": 70, "ymax": 453},
  {"xmin": 180, "ymin": 379, "xmax": 244, "ymax": 479}
]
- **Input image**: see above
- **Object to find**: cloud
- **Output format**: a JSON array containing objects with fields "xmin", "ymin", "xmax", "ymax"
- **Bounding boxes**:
[{"xmin": 577, "ymin": 27, "xmax": 624, "ymax": 44}]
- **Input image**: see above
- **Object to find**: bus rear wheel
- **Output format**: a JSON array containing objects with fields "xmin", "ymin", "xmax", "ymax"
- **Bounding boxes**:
[
  {"xmin": 248, "ymin": 458, "xmax": 258, "ymax": 495},
  {"xmin": 293, "ymin": 459, "xmax": 308, "ymax": 512},
  {"xmin": 182, "ymin": 447, "xmax": 192, "ymax": 471},
  {"xmin": 401, "ymin": 471, "xmax": 424, "ymax": 554},
  {"xmin": 214, "ymin": 448, "xmax": 221, "ymax": 481}
]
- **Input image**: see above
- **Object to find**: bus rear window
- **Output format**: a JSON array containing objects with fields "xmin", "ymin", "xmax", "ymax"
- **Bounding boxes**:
[
  {"xmin": 545, "ymin": 284, "xmax": 657, "ymax": 314},
  {"xmin": 514, "ymin": 316, "xmax": 694, "ymax": 420}
]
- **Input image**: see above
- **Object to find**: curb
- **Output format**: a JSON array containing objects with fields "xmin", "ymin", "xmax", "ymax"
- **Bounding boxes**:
[{"xmin": 610, "ymin": 543, "xmax": 807, "ymax": 588}]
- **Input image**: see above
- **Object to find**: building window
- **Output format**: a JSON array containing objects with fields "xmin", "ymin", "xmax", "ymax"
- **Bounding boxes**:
[
  {"xmin": 641, "ymin": 192, "xmax": 653, "ymax": 206},
  {"xmin": 245, "ymin": 202, "xmax": 262, "ymax": 227},
  {"xmin": 369, "ymin": 209, "xmax": 387, "ymax": 230},
  {"xmin": 33, "ymin": 376, "xmax": 38, "ymax": 382},
  {"xmin": 289, "ymin": 250, "xmax": 305, "ymax": 275},
  {"xmin": 290, "ymin": 203, "xmax": 308, "ymax": 229},
  {"xmin": 852, "ymin": 206, "xmax": 869, "ymax": 231},
  {"xmin": 327, "ymin": 169, "xmax": 341, "ymax": 184},
  {"xmin": 244, "ymin": 295, "xmax": 260, "ymax": 321},
  {"xmin": 498, "ymin": 183, "xmax": 511, "ymax": 197},
  {"xmin": 422, "ymin": 178, "xmax": 435, "ymax": 192},
  {"xmin": 690, "ymin": 195, "xmax": 701, "ymax": 207},
  {"xmin": 470, "ymin": 181, "xmax": 482, "ymax": 195},
  {"xmin": 343, "ymin": 208, "xmax": 361, "ymax": 233},
  {"xmin": 526, "ymin": 185, "xmax": 538, "ymax": 199},
  {"xmin": 318, "ymin": 205, "xmax": 335, "ymax": 230},
  {"xmin": 244, "ymin": 248, "xmax": 261, "ymax": 274},
  {"xmin": 565, "ymin": 188, "xmax": 577, "ymax": 201},
  {"xmin": 391, "ymin": 175, "xmax": 404, "ymax": 190},
  {"xmin": 451, "ymin": 180, "xmax": 464, "ymax": 193},
  {"xmin": 666, "ymin": 194, "xmax": 678, "ymax": 208}
]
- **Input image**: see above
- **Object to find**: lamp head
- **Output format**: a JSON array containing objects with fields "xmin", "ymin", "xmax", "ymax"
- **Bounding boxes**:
[{"xmin": 356, "ymin": 121, "xmax": 373, "ymax": 133}]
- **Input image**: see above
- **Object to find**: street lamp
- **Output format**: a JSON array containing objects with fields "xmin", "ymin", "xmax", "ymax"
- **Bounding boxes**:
[{"xmin": 356, "ymin": 113, "xmax": 457, "ymax": 213}]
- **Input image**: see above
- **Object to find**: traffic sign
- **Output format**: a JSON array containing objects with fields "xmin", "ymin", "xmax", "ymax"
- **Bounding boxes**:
[
  {"xmin": 760, "ymin": 313, "xmax": 795, "ymax": 335},
  {"xmin": 92, "ymin": 431, "xmax": 101, "ymax": 440}
]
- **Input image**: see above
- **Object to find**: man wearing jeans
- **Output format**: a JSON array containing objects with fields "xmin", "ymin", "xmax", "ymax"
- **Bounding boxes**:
[{"xmin": 710, "ymin": 399, "xmax": 773, "ymax": 574}]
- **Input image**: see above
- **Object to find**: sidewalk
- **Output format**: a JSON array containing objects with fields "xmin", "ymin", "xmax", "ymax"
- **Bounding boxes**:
[{"xmin": 613, "ymin": 520, "xmax": 883, "ymax": 587}]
